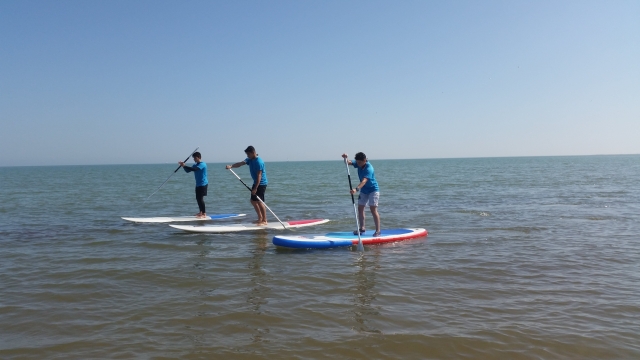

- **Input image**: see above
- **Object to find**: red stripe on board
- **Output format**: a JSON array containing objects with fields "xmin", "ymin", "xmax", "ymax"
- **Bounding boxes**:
[
  {"xmin": 286, "ymin": 219, "xmax": 325, "ymax": 226},
  {"xmin": 350, "ymin": 229, "xmax": 428, "ymax": 245}
]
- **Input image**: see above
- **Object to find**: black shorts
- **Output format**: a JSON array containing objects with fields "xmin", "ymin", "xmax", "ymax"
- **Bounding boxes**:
[
  {"xmin": 195, "ymin": 185, "xmax": 208, "ymax": 198},
  {"xmin": 251, "ymin": 185, "xmax": 266, "ymax": 202}
]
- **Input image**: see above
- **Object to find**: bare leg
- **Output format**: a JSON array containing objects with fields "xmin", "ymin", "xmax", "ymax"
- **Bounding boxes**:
[
  {"xmin": 251, "ymin": 200, "xmax": 264, "ymax": 223},
  {"xmin": 358, "ymin": 204, "xmax": 366, "ymax": 231},
  {"xmin": 370, "ymin": 206, "xmax": 380, "ymax": 234},
  {"xmin": 258, "ymin": 201, "xmax": 267, "ymax": 225}
]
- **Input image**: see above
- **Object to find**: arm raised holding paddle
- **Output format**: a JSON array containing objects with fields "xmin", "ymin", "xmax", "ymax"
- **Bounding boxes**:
[
  {"xmin": 343, "ymin": 154, "xmax": 370, "ymax": 196},
  {"xmin": 144, "ymin": 147, "xmax": 199, "ymax": 203},
  {"xmin": 179, "ymin": 152, "xmax": 208, "ymax": 218}
]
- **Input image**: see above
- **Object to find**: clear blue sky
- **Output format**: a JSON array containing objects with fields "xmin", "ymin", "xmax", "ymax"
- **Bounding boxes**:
[{"xmin": 1, "ymin": 0, "xmax": 638, "ymax": 166}]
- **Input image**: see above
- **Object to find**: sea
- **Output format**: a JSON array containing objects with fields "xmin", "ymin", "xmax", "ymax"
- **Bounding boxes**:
[{"xmin": 0, "ymin": 155, "xmax": 639, "ymax": 359}]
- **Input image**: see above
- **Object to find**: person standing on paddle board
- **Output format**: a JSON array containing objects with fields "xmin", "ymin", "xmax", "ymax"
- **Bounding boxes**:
[
  {"xmin": 342, "ymin": 152, "xmax": 381, "ymax": 236},
  {"xmin": 226, "ymin": 146, "xmax": 269, "ymax": 226},
  {"xmin": 179, "ymin": 151, "xmax": 208, "ymax": 219}
]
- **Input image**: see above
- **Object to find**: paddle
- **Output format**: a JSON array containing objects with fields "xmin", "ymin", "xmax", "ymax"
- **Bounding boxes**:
[
  {"xmin": 344, "ymin": 158, "xmax": 364, "ymax": 252},
  {"xmin": 144, "ymin": 147, "xmax": 199, "ymax": 202},
  {"xmin": 227, "ymin": 168, "xmax": 288, "ymax": 230}
]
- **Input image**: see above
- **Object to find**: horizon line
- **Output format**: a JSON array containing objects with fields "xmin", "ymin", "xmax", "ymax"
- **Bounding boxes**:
[{"xmin": 1, "ymin": 153, "xmax": 638, "ymax": 168}]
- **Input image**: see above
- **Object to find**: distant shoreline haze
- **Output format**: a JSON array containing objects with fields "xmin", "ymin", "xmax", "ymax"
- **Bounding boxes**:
[{"xmin": 1, "ymin": 153, "xmax": 639, "ymax": 168}]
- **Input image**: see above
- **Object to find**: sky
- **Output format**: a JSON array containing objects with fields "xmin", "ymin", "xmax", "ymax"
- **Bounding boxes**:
[{"xmin": 1, "ymin": 0, "xmax": 638, "ymax": 166}]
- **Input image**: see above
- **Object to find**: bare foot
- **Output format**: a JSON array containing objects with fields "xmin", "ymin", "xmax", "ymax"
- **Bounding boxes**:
[{"xmin": 257, "ymin": 222, "xmax": 268, "ymax": 226}]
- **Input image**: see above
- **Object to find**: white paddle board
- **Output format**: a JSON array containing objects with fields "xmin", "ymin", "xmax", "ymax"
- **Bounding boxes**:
[
  {"xmin": 169, "ymin": 219, "xmax": 330, "ymax": 233},
  {"xmin": 122, "ymin": 213, "xmax": 246, "ymax": 223}
]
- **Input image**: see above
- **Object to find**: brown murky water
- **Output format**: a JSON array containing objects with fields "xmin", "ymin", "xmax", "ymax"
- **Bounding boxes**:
[{"xmin": 1, "ymin": 156, "xmax": 639, "ymax": 359}]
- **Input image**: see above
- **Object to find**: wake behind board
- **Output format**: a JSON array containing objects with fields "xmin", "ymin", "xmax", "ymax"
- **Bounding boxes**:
[
  {"xmin": 122, "ymin": 213, "xmax": 246, "ymax": 223},
  {"xmin": 273, "ymin": 228, "xmax": 427, "ymax": 249},
  {"xmin": 169, "ymin": 219, "xmax": 330, "ymax": 233}
]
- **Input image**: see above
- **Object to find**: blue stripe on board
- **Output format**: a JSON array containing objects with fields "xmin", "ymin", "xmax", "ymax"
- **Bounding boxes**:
[
  {"xmin": 272, "ymin": 238, "xmax": 354, "ymax": 249},
  {"xmin": 207, "ymin": 214, "xmax": 242, "ymax": 219}
]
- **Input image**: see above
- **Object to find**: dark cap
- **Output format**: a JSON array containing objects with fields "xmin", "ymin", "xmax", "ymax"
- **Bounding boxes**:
[{"xmin": 244, "ymin": 145, "xmax": 256, "ymax": 153}]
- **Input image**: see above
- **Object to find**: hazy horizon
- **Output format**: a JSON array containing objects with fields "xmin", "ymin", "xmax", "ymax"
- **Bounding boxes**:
[{"xmin": 1, "ymin": 152, "xmax": 638, "ymax": 168}]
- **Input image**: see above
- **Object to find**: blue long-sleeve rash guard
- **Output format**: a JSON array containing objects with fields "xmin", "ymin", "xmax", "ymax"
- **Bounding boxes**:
[{"xmin": 183, "ymin": 162, "xmax": 208, "ymax": 187}]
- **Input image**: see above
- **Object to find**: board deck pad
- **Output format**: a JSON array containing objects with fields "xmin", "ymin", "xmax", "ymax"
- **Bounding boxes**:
[
  {"xmin": 122, "ymin": 214, "xmax": 246, "ymax": 223},
  {"xmin": 272, "ymin": 228, "xmax": 428, "ymax": 249},
  {"xmin": 169, "ymin": 219, "xmax": 330, "ymax": 233}
]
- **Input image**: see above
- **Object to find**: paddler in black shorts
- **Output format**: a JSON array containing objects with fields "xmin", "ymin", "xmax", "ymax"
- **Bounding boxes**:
[{"xmin": 226, "ymin": 146, "xmax": 269, "ymax": 226}]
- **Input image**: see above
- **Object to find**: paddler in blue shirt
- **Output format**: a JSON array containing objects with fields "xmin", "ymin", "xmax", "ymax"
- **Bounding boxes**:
[
  {"xmin": 341, "ymin": 152, "xmax": 381, "ymax": 236},
  {"xmin": 226, "ymin": 146, "xmax": 269, "ymax": 226},
  {"xmin": 179, "ymin": 151, "xmax": 208, "ymax": 219}
]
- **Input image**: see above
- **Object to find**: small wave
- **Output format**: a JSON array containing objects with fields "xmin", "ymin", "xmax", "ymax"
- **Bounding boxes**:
[
  {"xmin": 483, "ymin": 226, "xmax": 546, "ymax": 233},
  {"xmin": 456, "ymin": 210, "xmax": 492, "ymax": 217}
]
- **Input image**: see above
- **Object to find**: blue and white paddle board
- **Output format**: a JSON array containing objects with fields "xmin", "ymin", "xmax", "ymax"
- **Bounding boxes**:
[
  {"xmin": 272, "ymin": 228, "xmax": 427, "ymax": 249},
  {"xmin": 122, "ymin": 213, "xmax": 246, "ymax": 223}
]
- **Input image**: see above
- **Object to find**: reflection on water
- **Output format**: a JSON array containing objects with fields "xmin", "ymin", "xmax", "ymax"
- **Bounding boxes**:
[
  {"xmin": 194, "ymin": 239, "xmax": 210, "ymax": 278},
  {"xmin": 248, "ymin": 234, "xmax": 271, "ymax": 343},
  {"xmin": 351, "ymin": 249, "xmax": 382, "ymax": 334}
]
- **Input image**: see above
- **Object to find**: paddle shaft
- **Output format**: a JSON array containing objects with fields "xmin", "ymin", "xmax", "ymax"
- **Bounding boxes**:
[
  {"xmin": 344, "ymin": 158, "xmax": 364, "ymax": 252},
  {"xmin": 227, "ymin": 168, "xmax": 288, "ymax": 230},
  {"xmin": 144, "ymin": 146, "xmax": 199, "ymax": 202}
]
